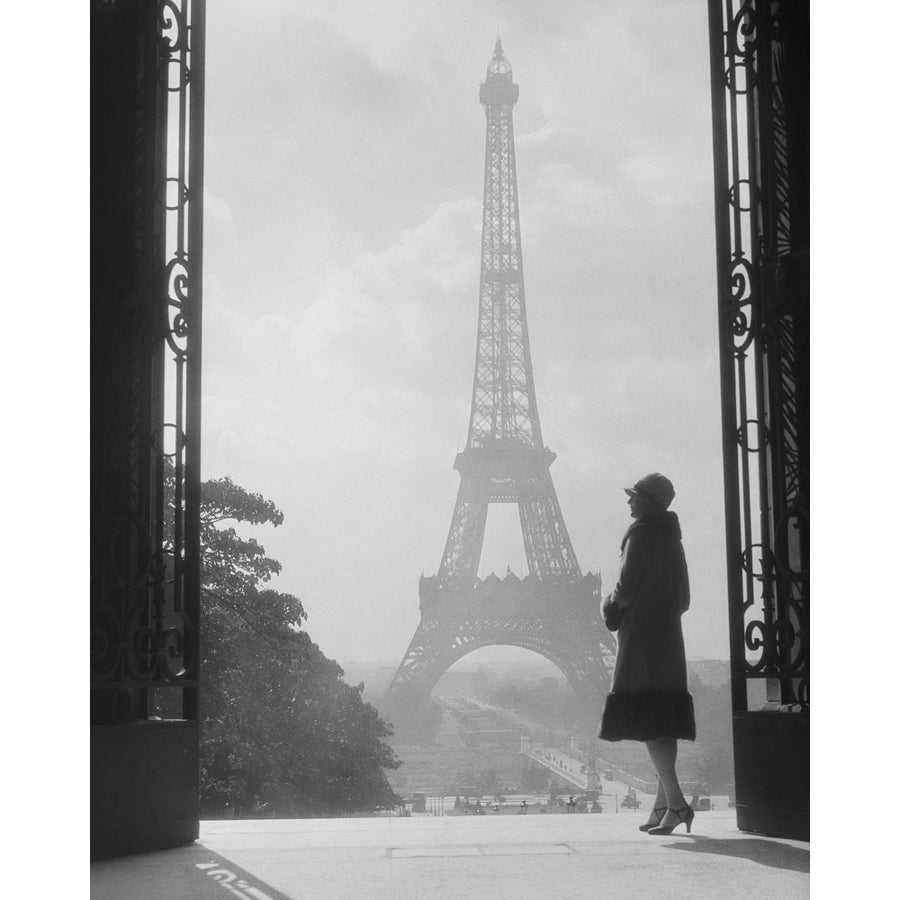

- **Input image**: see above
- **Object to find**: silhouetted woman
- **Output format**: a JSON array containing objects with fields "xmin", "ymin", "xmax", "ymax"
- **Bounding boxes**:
[{"xmin": 598, "ymin": 473, "xmax": 696, "ymax": 835}]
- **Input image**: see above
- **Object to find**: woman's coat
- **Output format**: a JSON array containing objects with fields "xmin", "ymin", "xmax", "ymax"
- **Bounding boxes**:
[{"xmin": 598, "ymin": 510, "xmax": 696, "ymax": 742}]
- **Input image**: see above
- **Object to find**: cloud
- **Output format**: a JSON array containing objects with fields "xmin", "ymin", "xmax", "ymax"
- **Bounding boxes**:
[
  {"xmin": 203, "ymin": 197, "xmax": 482, "ymax": 481},
  {"xmin": 530, "ymin": 160, "xmax": 611, "ymax": 226},
  {"xmin": 619, "ymin": 139, "xmax": 712, "ymax": 206},
  {"xmin": 518, "ymin": 122, "xmax": 576, "ymax": 147},
  {"xmin": 292, "ymin": 197, "xmax": 481, "ymax": 392}
]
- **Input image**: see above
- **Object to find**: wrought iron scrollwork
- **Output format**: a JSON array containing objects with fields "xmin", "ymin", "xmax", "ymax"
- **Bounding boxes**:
[
  {"xmin": 91, "ymin": 0, "xmax": 204, "ymax": 725},
  {"xmin": 709, "ymin": 0, "xmax": 808, "ymax": 712},
  {"xmin": 151, "ymin": 0, "xmax": 203, "ymax": 720},
  {"xmin": 158, "ymin": 0, "xmax": 186, "ymax": 52},
  {"xmin": 164, "ymin": 253, "xmax": 191, "ymax": 353},
  {"xmin": 725, "ymin": 61, "xmax": 756, "ymax": 94}
]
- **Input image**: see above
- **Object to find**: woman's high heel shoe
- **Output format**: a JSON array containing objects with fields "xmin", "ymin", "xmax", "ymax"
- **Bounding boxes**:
[
  {"xmin": 638, "ymin": 807, "xmax": 667, "ymax": 832},
  {"xmin": 647, "ymin": 806, "xmax": 695, "ymax": 835}
]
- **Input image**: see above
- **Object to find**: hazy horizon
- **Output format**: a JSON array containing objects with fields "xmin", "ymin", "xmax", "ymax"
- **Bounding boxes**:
[{"xmin": 339, "ymin": 650, "xmax": 732, "ymax": 671}]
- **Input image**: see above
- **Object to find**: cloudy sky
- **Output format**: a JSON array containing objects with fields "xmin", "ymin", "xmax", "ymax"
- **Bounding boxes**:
[{"xmin": 200, "ymin": 0, "xmax": 726, "ymax": 669}]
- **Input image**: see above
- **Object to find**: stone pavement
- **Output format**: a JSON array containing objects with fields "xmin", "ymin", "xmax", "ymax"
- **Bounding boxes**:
[{"xmin": 90, "ymin": 810, "xmax": 809, "ymax": 900}]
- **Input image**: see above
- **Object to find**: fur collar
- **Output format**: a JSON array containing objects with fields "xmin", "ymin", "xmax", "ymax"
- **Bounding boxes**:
[{"xmin": 621, "ymin": 510, "xmax": 682, "ymax": 550}]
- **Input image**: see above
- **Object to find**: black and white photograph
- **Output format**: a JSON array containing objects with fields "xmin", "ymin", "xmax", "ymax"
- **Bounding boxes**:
[{"xmin": 82, "ymin": 1, "xmax": 820, "ymax": 896}]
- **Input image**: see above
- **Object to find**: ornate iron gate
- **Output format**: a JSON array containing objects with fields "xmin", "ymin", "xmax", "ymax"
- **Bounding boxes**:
[
  {"xmin": 91, "ymin": 0, "xmax": 205, "ymax": 857},
  {"xmin": 707, "ymin": 0, "xmax": 809, "ymax": 839}
]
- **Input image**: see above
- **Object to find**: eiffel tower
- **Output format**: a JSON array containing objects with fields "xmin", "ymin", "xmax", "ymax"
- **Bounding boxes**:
[{"xmin": 386, "ymin": 39, "xmax": 614, "ymax": 720}]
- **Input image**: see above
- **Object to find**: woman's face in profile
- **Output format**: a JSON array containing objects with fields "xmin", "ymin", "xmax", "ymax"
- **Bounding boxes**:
[{"xmin": 628, "ymin": 492, "xmax": 653, "ymax": 519}]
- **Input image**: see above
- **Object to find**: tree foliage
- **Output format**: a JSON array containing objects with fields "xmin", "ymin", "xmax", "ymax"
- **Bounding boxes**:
[{"xmin": 196, "ymin": 476, "xmax": 401, "ymax": 817}]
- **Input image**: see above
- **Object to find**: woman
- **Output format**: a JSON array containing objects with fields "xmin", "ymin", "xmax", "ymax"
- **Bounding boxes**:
[{"xmin": 598, "ymin": 473, "xmax": 696, "ymax": 835}]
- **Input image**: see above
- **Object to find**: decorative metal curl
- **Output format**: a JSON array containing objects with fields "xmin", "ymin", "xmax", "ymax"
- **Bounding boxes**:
[
  {"xmin": 743, "ymin": 620, "xmax": 769, "ymax": 671},
  {"xmin": 727, "ymin": 255, "xmax": 756, "ymax": 352},
  {"xmin": 160, "ymin": 626, "xmax": 187, "ymax": 680},
  {"xmin": 166, "ymin": 254, "xmax": 189, "ymax": 301},
  {"xmin": 729, "ymin": 254, "xmax": 754, "ymax": 303},
  {"xmin": 164, "ymin": 254, "xmax": 190, "ymax": 354},
  {"xmin": 770, "ymin": 615, "xmax": 803, "ymax": 669},
  {"xmin": 740, "ymin": 542, "xmax": 776, "ymax": 580},
  {"xmin": 124, "ymin": 619, "xmax": 159, "ymax": 679},
  {"xmin": 172, "ymin": 610, "xmax": 196, "ymax": 676},
  {"xmin": 729, "ymin": 308, "xmax": 753, "ymax": 351},
  {"xmin": 158, "ymin": 0, "xmax": 186, "ymax": 53},
  {"xmin": 742, "ymin": 613, "xmax": 806, "ymax": 678},
  {"xmin": 773, "ymin": 501, "xmax": 809, "ymax": 581},
  {"xmin": 726, "ymin": 0, "xmax": 758, "ymax": 59}
]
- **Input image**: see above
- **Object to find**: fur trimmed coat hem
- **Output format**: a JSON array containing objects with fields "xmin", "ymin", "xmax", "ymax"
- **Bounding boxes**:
[{"xmin": 598, "ymin": 690, "xmax": 696, "ymax": 742}]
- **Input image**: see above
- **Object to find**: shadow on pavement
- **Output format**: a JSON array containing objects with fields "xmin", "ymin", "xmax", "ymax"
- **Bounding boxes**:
[
  {"xmin": 91, "ymin": 843, "xmax": 295, "ymax": 900},
  {"xmin": 658, "ymin": 835, "xmax": 809, "ymax": 873}
]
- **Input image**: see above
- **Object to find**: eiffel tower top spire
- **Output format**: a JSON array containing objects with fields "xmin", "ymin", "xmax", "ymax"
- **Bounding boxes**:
[
  {"xmin": 480, "ymin": 36, "xmax": 518, "ymax": 106},
  {"xmin": 488, "ymin": 36, "xmax": 511, "ymax": 75},
  {"xmin": 469, "ymin": 38, "xmax": 538, "ymax": 452}
]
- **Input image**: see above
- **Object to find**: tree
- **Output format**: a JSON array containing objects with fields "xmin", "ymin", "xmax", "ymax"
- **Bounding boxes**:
[{"xmin": 194, "ymin": 476, "xmax": 401, "ymax": 816}]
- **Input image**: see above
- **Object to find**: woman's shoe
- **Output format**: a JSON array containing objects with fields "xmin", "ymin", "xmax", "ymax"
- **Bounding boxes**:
[
  {"xmin": 647, "ymin": 806, "xmax": 695, "ymax": 835},
  {"xmin": 638, "ymin": 807, "xmax": 667, "ymax": 832}
]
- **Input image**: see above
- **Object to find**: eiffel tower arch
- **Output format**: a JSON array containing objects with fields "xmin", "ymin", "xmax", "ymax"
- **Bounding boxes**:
[{"xmin": 386, "ymin": 39, "xmax": 614, "ymax": 726}]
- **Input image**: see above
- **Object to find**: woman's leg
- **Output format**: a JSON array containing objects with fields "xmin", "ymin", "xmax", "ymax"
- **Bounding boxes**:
[
  {"xmin": 645, "ymin": 738, "xmax": 688, "ymax": 820},
  {"xmin": 643, "ymin": 777, "xmax": 667, "ymax": 827}
]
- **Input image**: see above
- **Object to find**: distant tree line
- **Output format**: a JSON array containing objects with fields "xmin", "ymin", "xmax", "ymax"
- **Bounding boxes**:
[{"xmin": 487, "ymin": 676, "xmax": 581, "ymax": 730}]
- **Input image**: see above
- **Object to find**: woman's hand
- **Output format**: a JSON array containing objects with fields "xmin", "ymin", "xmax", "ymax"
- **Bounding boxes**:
[{"xmin": 601, "ymin": 593, "xmax": 625, "ymax": 632}]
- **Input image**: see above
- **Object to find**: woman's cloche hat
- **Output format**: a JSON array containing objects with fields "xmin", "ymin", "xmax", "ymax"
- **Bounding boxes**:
[{"xmin": 624, "ymin": 473, "xmax": 676, "ymax": 510}]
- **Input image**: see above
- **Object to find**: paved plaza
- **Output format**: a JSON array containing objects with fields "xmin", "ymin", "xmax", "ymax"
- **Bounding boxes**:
[{"xmin": 91, "ymin": 809, "xmax": 809, "ymax": 900}]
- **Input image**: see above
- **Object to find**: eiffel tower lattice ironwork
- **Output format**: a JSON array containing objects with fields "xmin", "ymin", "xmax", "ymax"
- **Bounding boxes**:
[{"xmin": 386, "ymin": 39, "xmax": 614, "ymax": 715}]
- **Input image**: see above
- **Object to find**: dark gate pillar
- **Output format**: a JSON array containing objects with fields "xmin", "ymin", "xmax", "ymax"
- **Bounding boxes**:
[
  {"xmin": 708, "ymin": 1, "xmax": 809, "ymax": 840},
  {"xmin": 91, "ymin": 0, "xmax": 205, "ymax": 858}
]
